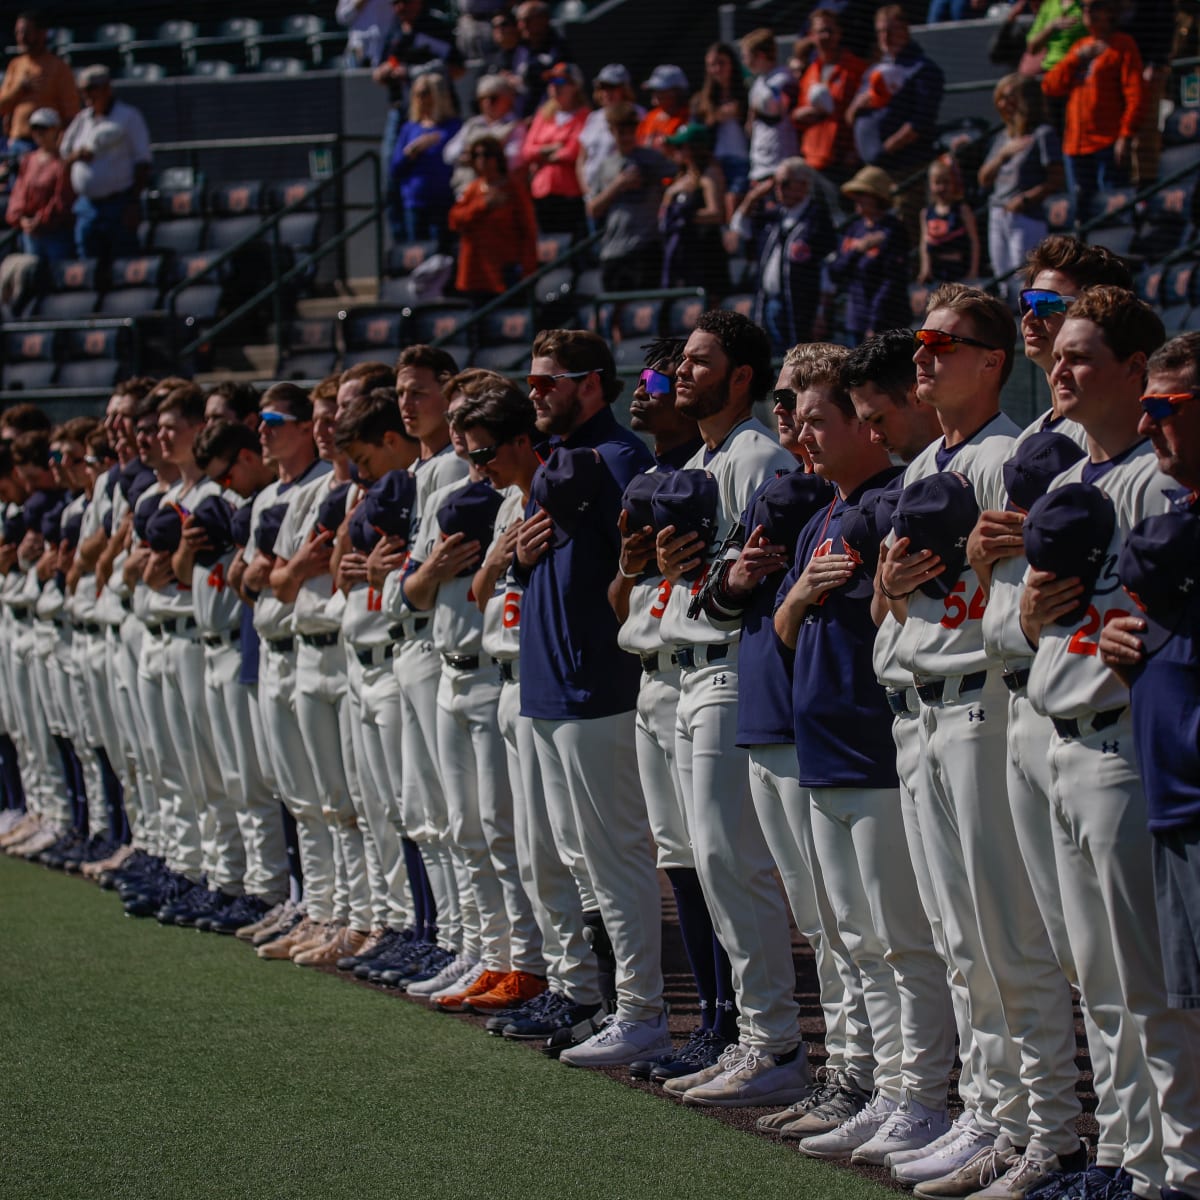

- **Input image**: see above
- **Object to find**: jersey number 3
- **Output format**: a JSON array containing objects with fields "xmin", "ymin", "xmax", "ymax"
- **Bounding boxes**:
[{"xmin": 940, "ymin": 580, "xmax": 986, "ymax": 630}]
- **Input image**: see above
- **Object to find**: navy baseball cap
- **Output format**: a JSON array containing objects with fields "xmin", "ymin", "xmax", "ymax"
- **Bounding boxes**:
[
  {"xmin": 133, "ymin": 489, "xmax": 163, "ymax": 543},
  {"xmin": 255, "ymin": 502, "xmax": 289, "ymax": 557},
  {"xmin": 189, "ymin": 495, "xmax": 234, "ymax": 567},
  {"xmin": 230, "ymin": 502, "xmax": 254, "ymax": 548},
  {"xmin": 1118, "ymin": 510, "xmax": 1200, "ymax": 654},
  {"xmin": 891, "ymin": 471, "xmax": 980, "ymax": 598},
  {"xmin": 1003, "ymin": 432, "xmax": 1086, "ymax": 514},
  {"xmin": 117, "ymin": 458, "xmax": 148, "ymax": 502},
  {"xmin": 22, "ymin": 488, "xmax": 62, "ymax": 533},
  {"xmin": 1023, "ymin": 482, "xmax": 1116, "ymax": 626},
  {"xmin": 315, "ymin": 481, "xmax": 353, "ymax": 535},
  {"xmin": 650, "ymin": 469, "xmax": 719, "ymax": 547},
  {"xmin": 620, "ymin": 471, "xmax": 666, "ymax": 533},
  {"xmin": 746, "ymin": 469, "xmax": 835, "ymax": 556},
  {"xmin": 146, "ymin": 502, "xmax": 184, "ymax": 554},
  {"xmin": 61, "ymin": 509, "xmax": 84, "ymax": 550},
  {"xmin": 40, "ymin": 496, "xmax": 67, "ymax": 542},
  {"xmin": 3, "ymin": 509, "xmax": 27, "ymax": 545},
  {"xmin": 438, "ymin": 481, "xmax": 504, "ymax": 574},
  {"xmin": 102, "ymin": 510, "xmax": 113, "ymax": 537},
  {"xmin": 841, "ymin": 485, "xmax": 901, "ymax": 575},
  {"xmin": 350, "ymin": 469, "xmax": 417, "ymax": 554},
  {"xmin": 126, "ymin": 469, "xmax": 158, "ymax": 518},
  {"xmin": 531, "ymin": 447, "xmax": 619, "ymax": 545}
]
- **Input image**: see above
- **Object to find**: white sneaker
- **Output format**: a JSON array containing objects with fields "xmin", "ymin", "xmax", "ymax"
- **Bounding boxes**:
[
  {"xmin": 889, "ymin": 1110, "xmax": 979, "ymax": 1169},
  {"xmin": 973, "ymin": 1147, "xmax": 1089, "ymax": 1199},
  {"xmin": 662, "ymin": 1044, "xmax": 741, "ymax": 1097},
  {"xmin": 559, "ymin": 1012, "xmax": 672, "ymax": 1068},
  {"xmin": 0, "ymin": 810, "xmax": 24, "ymax": 834},
  {"xmin": 852, "ymin": 1092, "xmax": 950, "ymax": 1165},
  {"xmin": 798, "ymin": 1093, "xmax": 898, "ymax": 1159},
  {"xmin": 408, "ymin": 956, "xmax": 480, "ymax": 998},
  {"xmin": 681, "ymin": 1043, "xmax": 812, "ymax": 1108},
  {"xmin": 893, "ymin": 1113, "xmax": 996, "ymax": 1185}
]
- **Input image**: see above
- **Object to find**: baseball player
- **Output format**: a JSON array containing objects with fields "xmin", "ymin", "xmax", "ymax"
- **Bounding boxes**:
[
  {"xmin": 707, "ymin": 346, "xmax": 871, "ymax": 1135},
  {"xmin": 243, "ymin": 383, "xmax": 336, "ymax": 961},
  {"xmin": 610, "ymin": 344, "xmax": 743, "ymax": 1080},
  {"xmin": 333, "ymin": 384, "xmax": 428, "ymax": 981},
  {"xmin": 653, "ymin": 310, "xmax": 811, "ymax": 1106},
  {"xmin": 513, "ymin": 328, "xmax": 664, "ymax": 1067},
  {"xmin": 266, "ymin": 378, "xmax": 374, "ymax": 964},
  {"xmin": 766, "ymin": 350, "xmax": 955, "ymax": 1168},
  {"xmin": 878, "ymin": 286, "xmax": 1082, "ymax": 1199},
  {"xmin": 1021, "ymin": 292, "xmax": 1200, "ymax": 1200},
  {"xmin": 460, "ymin": 382, "xmax": 608, "ymax": 1041},
  {"xmin": 375, "ymin": 345, "xmax": 469, "ymax": 987}
]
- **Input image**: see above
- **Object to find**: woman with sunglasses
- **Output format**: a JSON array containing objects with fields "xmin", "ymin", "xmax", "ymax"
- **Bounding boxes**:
[
  {"xmin": 978, "ymin": 75, "xmax": 1063, "ymax": 305},
  {"xmin": 389, "ymin": 73, "xmax": 462, "ymax": 244},
  {"xmin": 448, "ymin": 135, "xmax": 539, "ymax": 302}
]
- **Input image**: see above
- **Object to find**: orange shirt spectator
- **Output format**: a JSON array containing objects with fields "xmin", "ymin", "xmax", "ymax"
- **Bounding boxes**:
[
  {"xmin": 1042, "ymin": 31, "xmax": 1143, "ymax": 156},
  {"xmin": 637, "ymin": 107, "xmax": 686, "ymax": 150},
  {"xmin": 448, "ymin": 138, "xmax": 539, "ymax": 297},
  {"xmin": 796, "ymin": 47, "xmax": 865, "ymax": 173},
  {"xmin": 0, "ymin": 15, "xmax": 79, "ymax": 145}
]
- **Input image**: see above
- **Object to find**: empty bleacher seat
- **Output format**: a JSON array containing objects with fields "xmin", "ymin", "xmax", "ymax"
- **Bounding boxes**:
[
  {"xmin": 1159, "ymin": 109, "xmax": 1200, "ymax": 180},
  {"xmin": 205, "ymin": 182, "xmax": 266, "ymax": 255},
  {"xmin": 64, "ymin": 23, "xmax": 135, "ymax": 74},
  {"xmin": 719, "ymin": 293, "xmax": 755, "ymax": 319},
  {"xmin": 1137, "ymin": 263, "xmax": 1165, "ymax": 307},
  {"xmin": 1132, "ymin": 184, "xmax": 1195, "ymax": 261},
  {"xmin": 145, "ymin": 178, "xmax": 207, "ymax": 256},
  {"xmin": 341, "ymin": 306, "xmax": 409, "ymax": 365},
  {"xmin": 58, "ymin": 325, "xmax": 131, "ymax": 389},
  {"xmin": 2, "ymin": 328, "xmax": 57, "ymax": 391},
  {"xmin": 188, "ymin": 60, "xmax": 238, "ymax": 78},
  {"xmin": 407, "ymin": 301, "xmax": 473, "ymax": 345},
  {"xmin": 189, "ymin": 18, "xmax": 262, "ymax": 68},
  {"xmin": 97, "ymin": 256, "xmax": 167, "ymax": 317},
  {"xmin": 123, "ymin": 20, "xmax": 197, "ymax": 73},
  {"xmin": 664, "ymin": 294, "xmax": 704, "ymax": 337},
  {"xmin": 1164, "ymin": 260, "xmax": 1199, "ymax": 309},
  {"xmin": 258, "ymin": 56, "xmax": 308, "ymax": 76},
  {"xmin": 254, "ymin": 15, "xmax": 340, "ymax": 66},
  {"xmin": 57, "ymin": 357, "xmax": 122, "ymax": 390},
  {"xmin": 278, "ymin": 318, "xmax": 338, "ymax": 380},
  {"xmin": 471, "ymin": 344, "xmax": 528, "ymax": 371},
  {"xmin": 168, "ymin": 253, "xmax": 225, "ymax": 323},
  {"xmin": 1043, "ymin": 193, "xmax": 1073, "ymax": 234},
  {"xmin": 479, "ymin": 307, "xmax": 534, "ymax": 348},
  {"xmin": 30, "ymin": 259, "xmax": 102, "ymax": 320},
  {"xmin": 121, "ymin": 62, "xmax": 168, "ymax": 81},
  {"xmin": 612, "ymin": 297, "xmax": 664, "ymax": 342}
]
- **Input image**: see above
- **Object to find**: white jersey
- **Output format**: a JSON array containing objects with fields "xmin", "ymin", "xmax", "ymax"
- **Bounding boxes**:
[
  {"xmin": 480, "ymin": 486, "xmax": 525, "ymax": 663},
  {"xmin": 982, "ymin": 412, "xmax": 1090, "ymax": 669},
  {"xmin": 380, "ymin": 445, "xmax": 468, "ymax": 639},
  {"xmin": 1027, "ymin": 442, "xmax": 1176, "ymax": 720},
  {"xmin": 61, "ymin": 491, "xmax": 91, "ymax": 625},
  {"xmin": 893, "ymin": 412, "xmax": 1021, "ymax": 679},
  {"xmin": 421, "ymin": 475, "xmax": 490, "ymax": 657},
  {"xmin": 658, "ymin": 418, "xmax": 794, "ymax": 648},
  {"xmin": 277, "ymin": 470, "xmax": 352, "ymax": 636},
  {"xmin": 191, "ymin": 491, "xmax": 246, "ymax": 635}
]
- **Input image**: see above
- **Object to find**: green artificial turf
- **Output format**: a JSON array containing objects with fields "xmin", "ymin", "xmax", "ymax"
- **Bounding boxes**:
[{"xmin": 0, "ymin": 854, "xmax": 897, "ymax": 1200}]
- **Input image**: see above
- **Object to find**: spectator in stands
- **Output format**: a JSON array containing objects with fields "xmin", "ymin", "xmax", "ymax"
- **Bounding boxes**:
[
  {"xmin": 638, "ymin": 65, "xmax": 690, "ymax": 151},
  {"xmin": 5, "ymin": 106, "xmax": 73, "ymax": 260},
  {"xmin": 978, "ymin": 72, "xmax": 1063, "ymax": 301},
  {"xmin": 512, "ymin": 2, "xmax": 572, "ymax": 118},
  {"xmin": 390, "ymin": 73, "xmax": 462, "ymax": 243},
  {"xmin": 337, "ymin": 0, "xmax": 396, "ymax": 67},
  {"xmin": 448, "ymin": 135, "xmax": 538, "ymax": 300},
  {"xmin": 444, "ymin": 75, "xmax": 525, "ymax": 196},
  {"xmin": 0, "ymin": 11, "xmax": 79, "ymax": 158},
  {"xmin": 1025, "ymin": 0, "xmax": 1086, "ymax": 71},
  {"xmin": 1121, "ymin": 0, "xmax": 1176, "ymax": 184},
  {"xmin": 1041, "ymin": 0, "xmax": 1144, "ymax": 224},
  {"xmin": 845, "ymin": 6, "xmax": 944, "ymax": 210},
  {"xmin": 659, "ymin": 123, "xmax": 728, "ymax": 297},
  {"xmin": 730, "ymin": 157, "xmax": 835, "ymax": 355},
  {"xmin": 374, "ymin": 0, "xmax": 464, "ymax": 189},
  {"xmin": 59, "ymin": 66, "xmax": 151, "ymax": 261},
  {"xmin": 917, "ymin": 156, "xmax": 979, "ymax": 283},
  {"xmin": 742, "ymin": 28, "xmax": 799, "ymax": 184},
  {"xmin": 519, "ymin": 60, "xmax": 589, "ymax": 234},
  {"xmin": 454, "ymin": 0, "xmax": 511, "ymax": 61},
  {"xmin": 481, "ymin": 10, "xmax": 523, "ymax": 99},
  {"xmin": 691, "ymin": 43, "xmax": 749, "ymax": 205},
  {"xmin": 578, "ymin": 64, "xmax": 642, "ymax": 200},
  {"xmin": 824, "ymin": 164, "xmax": 909, "ymax": 342},
  {"xmin": 586, "ymin": 101, "xmax": 671, "ymax": 290},
  {"xmin": 792, "ymin": 9, "xmax": 865, "ymax": 184}
]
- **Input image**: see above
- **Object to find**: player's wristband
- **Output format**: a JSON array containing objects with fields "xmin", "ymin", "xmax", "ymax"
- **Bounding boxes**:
[
  {"xmin": 617, "ymin": 564, "xmax": 640, "ymax": 580},
  {"xmin": 879, "ymin": 582, "xmax": 913, "ymax": 601}
]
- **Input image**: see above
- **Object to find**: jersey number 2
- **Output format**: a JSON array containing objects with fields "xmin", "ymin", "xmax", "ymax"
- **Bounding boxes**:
[{"xmin": 1067, "ymin": 605, "xmax": 1128, "ymax": 657}]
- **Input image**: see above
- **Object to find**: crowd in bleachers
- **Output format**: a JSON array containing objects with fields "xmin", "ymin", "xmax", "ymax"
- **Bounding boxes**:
[{"xmin": 2, "ymin": 0, "xmax": 1200, "ymax": 390}]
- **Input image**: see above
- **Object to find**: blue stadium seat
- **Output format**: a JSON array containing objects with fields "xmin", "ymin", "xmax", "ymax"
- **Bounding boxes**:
[
  {"xmin": 30, "ymin": 259, "xmax": 101, "ymax": 320},
  {"xmin": 407, "ymin": 301, "xmax": 473, "ymax": 345},
  {"xmin": 188, "ymin": 60, "xmax": 238, "ymax": 78},
  {"xmin": 278, "ymin": 318, "xmax": 338, "ymax": 380},
  {"xmin": 341, "ymin": 306, "xmax": 409, "ymax": 361},
  {"xmin": 258, "ymin": 56, "xmax": 308, "ymax": 76},
  {"xmin": 1164, "ymin": 260, "xmax": 1199, "ymax": 309},
  {"xmin": 664, "ymin": 294, "xmax": 704, "ymax": 337},
  {"xmin": 123, "ymin": 20, "xmax": 197, "ymax": 73},
  {"xmin": 612, "ymin": 298, "xmax": 663, "ymax": 341},
  {"xmin": 97, "ymin": 256, "xmax": 167, "ymax": 317},
  {"xmin": 2, "ymin": 328, "xmax": 57, "ymax": 391},
  {"xmin": 189, "ymin": 18, "xmax": 262, "ymax": 68}
]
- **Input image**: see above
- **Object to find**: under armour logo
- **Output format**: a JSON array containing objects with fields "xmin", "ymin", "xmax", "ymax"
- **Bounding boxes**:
[
  {"xmin": 1181, "ymin": 577, "xmax": 1194, "ymax": 594},
  {"xmin": 1089, "ymin": 547, "xmax": 1104, "ymax": 562},
  {"xmin": 578, "ymin": 499, "xmax": 590, "ymax": 512},
  {"xmin": 954, "ymin": 535, "xmax": 967, "ymax": 549},
  {"xmin": 1101, "ymin": 740, "xmax": 1119, "ymax": 754},
  {"xmin": 712, "ymin": 673, "xmax": 728, "ymax": 686},
  {"xmin": 967, "ymin": 708, "xmax": 985, "ymax": 722}
]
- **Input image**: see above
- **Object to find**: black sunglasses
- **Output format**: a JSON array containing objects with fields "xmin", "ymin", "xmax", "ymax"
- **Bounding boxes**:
[{"xmin": 467, "ymin": 442, "xmax": 504, "ymax": 467}]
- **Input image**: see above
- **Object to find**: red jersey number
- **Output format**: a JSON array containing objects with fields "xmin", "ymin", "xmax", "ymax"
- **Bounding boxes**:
[{"xmin": 941, "ymin": 580, "xmax": 986, "ymax": 630}]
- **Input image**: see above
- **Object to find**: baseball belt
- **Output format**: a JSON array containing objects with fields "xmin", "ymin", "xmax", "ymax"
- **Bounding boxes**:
[
  {"xmin": 914, "ymin": 670, "xmax": 988, "ymax": 704},
  {"xmin": 1051, "ymin": 707, "xmax": 1125, "ymax": 740},
  {"xmin": 299, "ymin": 630, "xmax": 340, "ymax": 648},
  {"xmin": 497, "ymin": 659, "xmax": 518, "ymax": 683},
  {"xmin": 673, "ymin": 643, "xmax": 730, "ymax": 670}
]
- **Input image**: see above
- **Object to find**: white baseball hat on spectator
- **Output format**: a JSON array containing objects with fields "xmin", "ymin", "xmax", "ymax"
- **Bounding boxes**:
[
  {"xmin": 642, "ymin": 64, "xmax": 688, "ymax": 92},
  {"xmin": 595, "ymin": 64, "xmax": 632, "ymax": 87},
  {"xmin": 28, "ymin": 108, "xmax": 62, "ymax": 129}
]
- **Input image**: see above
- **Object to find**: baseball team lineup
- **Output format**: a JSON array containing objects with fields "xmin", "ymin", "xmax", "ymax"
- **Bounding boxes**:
[{"xmin": 1, "ymin": 229, "xmax": 1198, "ymax": 1200}]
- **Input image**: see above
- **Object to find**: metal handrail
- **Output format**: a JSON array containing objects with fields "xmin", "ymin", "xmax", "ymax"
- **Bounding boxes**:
[
  {"xmin": 163, "ymin": 148, "xmax": 383, "ymax": 363},
  {"xmin": 428, "ymin": 228, "xmax": 604, "ymax": 349}
]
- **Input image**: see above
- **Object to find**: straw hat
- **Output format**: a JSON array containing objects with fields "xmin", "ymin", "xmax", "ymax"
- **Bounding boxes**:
[{"xmin": 840, "ymin": 165, "xmax": 894, "ymax": 204}]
